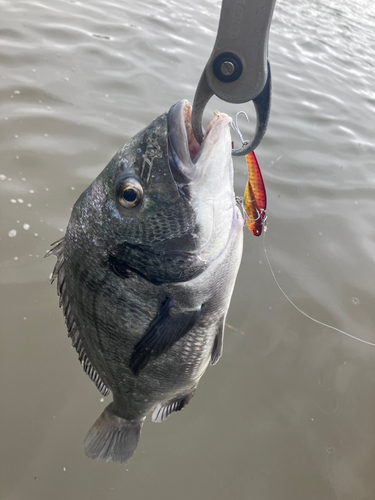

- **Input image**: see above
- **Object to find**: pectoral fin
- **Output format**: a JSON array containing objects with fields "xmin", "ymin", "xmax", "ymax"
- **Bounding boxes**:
[
  {"xmin": 210, "ymin": 316, "xmax": 226, "ymax": 365},
  {"xmin": 130, "ymin": 298, "xmax": 201, "ymax": 376}
]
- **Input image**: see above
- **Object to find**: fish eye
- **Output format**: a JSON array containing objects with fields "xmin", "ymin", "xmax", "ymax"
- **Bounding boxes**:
[{"xmin": 117, "ymin": 179, "xmax": 143, "ymax": 208}]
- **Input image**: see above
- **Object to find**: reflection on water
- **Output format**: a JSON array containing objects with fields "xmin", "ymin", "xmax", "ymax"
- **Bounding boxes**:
[{"xmin": 1, "ymin": 0, "xmax": 375, "ymax": 498}]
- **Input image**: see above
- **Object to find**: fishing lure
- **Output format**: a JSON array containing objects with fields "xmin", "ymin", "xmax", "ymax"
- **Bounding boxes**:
[
  {"xmin": 243, "ymin": 151, "xmax": 267, "ymax": 236},
  {"xmin": 231, "ymin": 111, "xmax": 267, "ymax": 237}
]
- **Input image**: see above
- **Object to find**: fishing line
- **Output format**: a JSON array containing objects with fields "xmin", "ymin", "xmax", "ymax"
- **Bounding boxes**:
[
  {"xmin": 231, "ymin": 114, "xmax": 374, "ymax": 346},
  {"xmin": 261, "ymin": 230, "xmax": 375, "ymax": 347}
]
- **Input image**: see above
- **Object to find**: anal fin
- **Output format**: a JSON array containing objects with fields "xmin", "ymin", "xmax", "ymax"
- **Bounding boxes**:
[
  {"xmin": 130, "ymin": 298, "xmax": 201, "ymax": 376},
  {"xmin": 151, "ymin": 389, "xmax": 196, "ymax": 423}
]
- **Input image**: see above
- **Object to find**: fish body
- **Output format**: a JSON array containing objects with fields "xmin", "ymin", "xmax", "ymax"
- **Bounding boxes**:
[
  {"xmin": 48, "ymin": 100, "xmax": 244, "ymax": 464},
  {"xmin": 243, "ymin": 151, "xmax": 267, "ymax": 236}
]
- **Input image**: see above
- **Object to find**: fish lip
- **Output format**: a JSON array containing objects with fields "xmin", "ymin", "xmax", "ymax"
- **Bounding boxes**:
[{"xmin": 167, "ymin": 100, "xmax": 232, "ymax": 183}]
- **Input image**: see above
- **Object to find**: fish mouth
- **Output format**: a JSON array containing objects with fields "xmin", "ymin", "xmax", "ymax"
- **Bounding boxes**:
[{"xmin": 167, "ymin": 100, "xmax": 232, "ymax": 183}]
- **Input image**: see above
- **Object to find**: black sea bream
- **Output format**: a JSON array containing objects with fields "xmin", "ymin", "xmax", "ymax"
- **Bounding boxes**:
[{"xmin": 47, "ymin": 100, "xmax": 244, "ymax": 464}]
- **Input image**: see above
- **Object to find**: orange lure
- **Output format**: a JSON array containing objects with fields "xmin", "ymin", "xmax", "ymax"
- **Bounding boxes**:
[{"xmin": 243, "ymin": 151, "xmax": 267, "ymax": 236}]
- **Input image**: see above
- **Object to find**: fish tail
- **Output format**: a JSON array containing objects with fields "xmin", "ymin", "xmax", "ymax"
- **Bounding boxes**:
[{"xmin": 84, "ymin": 402, "xmax": 143, "ymax": 465}]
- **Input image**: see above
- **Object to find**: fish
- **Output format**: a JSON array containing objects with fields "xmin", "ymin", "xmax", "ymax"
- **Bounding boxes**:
[
  {"xmin": 47, "ymin": 100, "xmax": 244, "ymax": 465},
  {"xmin": 243, "ymin": 151, "xmax": 267, "ymax": 236}
]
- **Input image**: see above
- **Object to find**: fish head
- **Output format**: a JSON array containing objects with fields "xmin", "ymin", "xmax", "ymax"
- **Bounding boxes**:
[
  {"xmin": 168, "ymin": 100, "xmax": 241, "ymax": 261},
  {"xmin": 67, "ymin": 100, "xmax": 243, "ymax": 284}
]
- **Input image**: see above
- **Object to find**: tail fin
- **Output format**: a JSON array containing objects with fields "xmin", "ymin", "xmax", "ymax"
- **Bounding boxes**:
[{"xmin": 84, "ymin": 403, "xmax": 143, "ymax": 464}]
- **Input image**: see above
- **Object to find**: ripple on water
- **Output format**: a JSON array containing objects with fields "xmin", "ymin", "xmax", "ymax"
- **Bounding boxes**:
[{"xmin": 1, "ymin": 0, "xmax": 375, "ymax": 496}]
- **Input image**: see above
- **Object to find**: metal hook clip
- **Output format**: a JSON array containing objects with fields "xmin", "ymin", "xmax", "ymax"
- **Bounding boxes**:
[
  {"xmin": 232, "ymin": 63, "xmax": 272, "ymax": 156},
  {"xmin": 192, "ymin": 60, "xmax": 272, "ymax": 156},
  {"xmin": 190, "ymin": 0, "xmax": 276, "ymax": 155}
]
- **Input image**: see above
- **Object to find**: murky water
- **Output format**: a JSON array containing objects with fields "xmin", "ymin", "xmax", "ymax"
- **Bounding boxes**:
[{"xmin": 1, "ymin": 0, "xmax": 375, "ymax": 498}]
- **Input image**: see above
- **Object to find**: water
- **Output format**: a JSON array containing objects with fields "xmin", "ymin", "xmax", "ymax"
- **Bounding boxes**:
[{"xmin": 1, "ymin": 0, "xmax": 375, "ymax": 498}]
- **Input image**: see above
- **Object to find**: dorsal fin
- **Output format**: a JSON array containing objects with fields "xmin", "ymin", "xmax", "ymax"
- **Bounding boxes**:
[{"xmin": 46, "ymin": 238, "xmax": 110, "ymax": 397}]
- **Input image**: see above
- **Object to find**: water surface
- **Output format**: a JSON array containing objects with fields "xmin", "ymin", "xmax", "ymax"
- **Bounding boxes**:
[{"xmin": 1, "ymin": 0, "xmax": 375, "ymax": 498}]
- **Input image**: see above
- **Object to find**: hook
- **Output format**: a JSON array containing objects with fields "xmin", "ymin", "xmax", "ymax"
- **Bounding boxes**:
[{"xmin": 231, "ymin": 111, "xmax": 249, "ymax": 146}]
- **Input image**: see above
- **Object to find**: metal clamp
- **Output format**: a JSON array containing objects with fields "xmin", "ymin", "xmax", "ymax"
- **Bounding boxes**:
[{"xmin": 191, "ymin": 0, "xmax": 276, "ymax": 155}]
